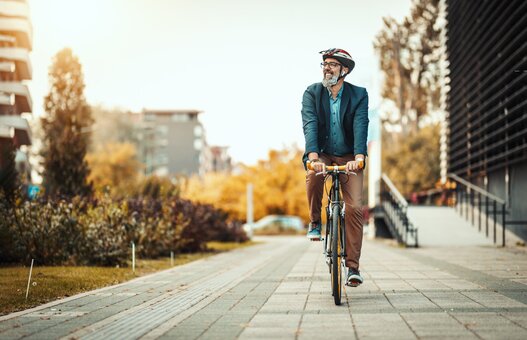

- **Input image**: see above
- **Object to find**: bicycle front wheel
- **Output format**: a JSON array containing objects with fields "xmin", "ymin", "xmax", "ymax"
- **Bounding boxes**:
[{"xmin": 331, "ymin": 204, "xmax": 342, "ymax": 305}]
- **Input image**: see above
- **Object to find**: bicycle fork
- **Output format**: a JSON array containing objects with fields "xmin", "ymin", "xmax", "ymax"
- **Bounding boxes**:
[{"xmin": 325, "ymin": 201, "xmax": 347, "ymax": 267}]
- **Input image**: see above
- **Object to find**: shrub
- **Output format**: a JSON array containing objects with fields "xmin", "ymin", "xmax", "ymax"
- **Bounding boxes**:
[
  {"xmin": 173, "ymin": 199, "xmax": 248, "ymax": 252},
  {"xmin": 2, "ymin": 197, "xmax": 85, "ymax": 265},
  {"xmin": 0, "ymin": 193, "xmax": 19, "ymax": 263},
  {"xmin": 0, "ymin": 191, "xmax": 246, "ymax": 266},
  {"xmin": 79, "ymin": 197, "xmax": 136, "ymax": 266}
]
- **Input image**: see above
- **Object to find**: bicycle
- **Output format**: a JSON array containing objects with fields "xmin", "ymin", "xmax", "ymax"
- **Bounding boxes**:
[{"xmin": 307, "ymin": 160, "xmax": 363, "ymax": 305}]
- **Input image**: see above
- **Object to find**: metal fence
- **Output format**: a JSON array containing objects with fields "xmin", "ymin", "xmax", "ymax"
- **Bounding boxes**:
[
  {"xmin": 448, "ymin": 173, "xmax": 527, "ymax": 246},
  {"xmin": 380, "ymin": 174, "xmax": 418, "ymax": 247}
]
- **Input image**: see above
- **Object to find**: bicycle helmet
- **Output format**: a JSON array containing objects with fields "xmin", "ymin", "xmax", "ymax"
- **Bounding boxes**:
[{"xmin": 320, "ymin": 48, "xmax": 355, "ymax": 72}]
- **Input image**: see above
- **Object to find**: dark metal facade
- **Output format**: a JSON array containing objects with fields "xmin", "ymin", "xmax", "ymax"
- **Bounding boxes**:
[
  {"xmin": 446, "ymin": 0, "xmax": 527, "ymax": 177},
  {"xmin": 446, "ymin": 0, "xmax": 527, "ymax": 239}
]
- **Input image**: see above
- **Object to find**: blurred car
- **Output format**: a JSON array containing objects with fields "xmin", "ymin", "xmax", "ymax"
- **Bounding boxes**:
[{"xmin": 243, "ymin": 215, "xmax": 304, "ymax": 238}]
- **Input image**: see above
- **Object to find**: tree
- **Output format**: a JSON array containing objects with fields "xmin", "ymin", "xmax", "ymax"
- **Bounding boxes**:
[
  {"xmin": 374, "ymin": 0, "xmax": 442, "ymax": 135},
  {"xmin": 0, "ymin": 140, "xmax": 17, "ymax": 202},
  {"xmin": 374, "ymin": 0, "xmax": 444, "ymax": 194},
  {"xmin": 89, "ymin": 105, "xmax": 137, "ymax": 152},
  {"xmin": 382, "ymin": 124, "xmax": 440, "ymax": 196},
  {"xmin": 182, "ymin": 147, "xmax": 311, "ymax": 223},
  {"xmin": 86, "ymin": 142, "xmax": 143, "ymax": 196},
  {"xmin": 41, "ymin": 48, "xmax": 93, "ymax": 197}
]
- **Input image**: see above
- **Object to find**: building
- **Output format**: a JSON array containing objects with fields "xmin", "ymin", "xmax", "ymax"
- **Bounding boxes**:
[
  {"xmin": 138, "ymin": 109, "xmax": 206, "ymax": 177},
  {"xmin": 208, "ymin": 145, "xmax": 232, "ymax": 173},
  {"xmin": 445, "ymin": 0, "xmax": 527, "ymax": 239},
  {"xmin": 0, "ymin": 0, "xmax": 32, "ymax": 185}
]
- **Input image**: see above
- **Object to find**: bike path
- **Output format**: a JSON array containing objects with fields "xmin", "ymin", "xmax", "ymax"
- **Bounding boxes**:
[{"xmin": 1, "ymin": 236, "xmax": 527, "ymax": 339}]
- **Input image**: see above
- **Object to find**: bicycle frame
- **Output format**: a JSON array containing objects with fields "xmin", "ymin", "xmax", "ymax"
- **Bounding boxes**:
[{"xmin": 323, "ymin": 170, "xmax": 347, "ymax": 266}]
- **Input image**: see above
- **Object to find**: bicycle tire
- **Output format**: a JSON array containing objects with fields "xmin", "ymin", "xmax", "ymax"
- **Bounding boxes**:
[
  {"xmin": 332, "ymin": 204, "xmax": 342, "ymax": 305},
  {"xmin": 327, "ymin": 215, "xmax": 334, "ymax": 295}
]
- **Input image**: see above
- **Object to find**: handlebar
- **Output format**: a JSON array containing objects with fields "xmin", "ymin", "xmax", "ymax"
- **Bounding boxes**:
[{"xmin": 306, "ymin": 160, "xmax": 364, "ymax": 172}]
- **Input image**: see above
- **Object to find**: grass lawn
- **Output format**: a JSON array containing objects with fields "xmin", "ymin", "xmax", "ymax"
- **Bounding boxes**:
[{"xmin": 0, "ymin": 241, "xmax": 258, "ymax": 316}]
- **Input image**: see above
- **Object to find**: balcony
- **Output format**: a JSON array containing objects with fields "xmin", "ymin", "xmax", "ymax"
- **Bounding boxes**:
[
  {"xmin": 0, "ymin": 81, "xmax": 31, "ymax": 112},
  {"xmin": 0, "ymin": 113, "xmax": 30, "ymax": 145},
  {"xmin": 0, "ymin": 46, "xmax": 31, "ymax": 79},
  {"xmin": 0, "ymin": 17, "xmax": 32, "ymax": 50},
  {"xmin": 0, "ymin": 1, "xmax": 30, "ymax": 19}
]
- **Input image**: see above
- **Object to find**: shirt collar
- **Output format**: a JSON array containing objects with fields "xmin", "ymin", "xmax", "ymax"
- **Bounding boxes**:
[{"xmin": 328, "ymin": 85, "xmax": 344, "ymax": 100}]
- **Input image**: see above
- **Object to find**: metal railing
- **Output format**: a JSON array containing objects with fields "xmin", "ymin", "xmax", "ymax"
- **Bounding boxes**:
[
  {"xmin": 447, "ymin": 173, "xmax": 525, "ymax": 247},
  {"xmin": 380, "ymin": 174, "xmax": 418, "ymax": 247}
]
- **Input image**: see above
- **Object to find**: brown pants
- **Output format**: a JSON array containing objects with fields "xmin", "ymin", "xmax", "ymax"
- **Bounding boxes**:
[{"xmin": 306, "ymin": 153, "xmax": 364, "ymax": 269}]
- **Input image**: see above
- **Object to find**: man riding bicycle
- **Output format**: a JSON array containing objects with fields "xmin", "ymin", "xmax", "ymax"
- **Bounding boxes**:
[{"xmin": 301, "ymin": 48, "xmax": 369, "ymax": 287}]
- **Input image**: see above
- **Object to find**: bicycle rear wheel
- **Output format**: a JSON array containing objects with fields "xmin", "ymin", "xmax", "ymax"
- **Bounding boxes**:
[{"xmin": 331, "ymin": 204, "xmax": 342, "ymax": 305}]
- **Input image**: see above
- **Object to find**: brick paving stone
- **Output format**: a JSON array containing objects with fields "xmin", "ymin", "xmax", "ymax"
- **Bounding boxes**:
[
  {"xmin": 373, "ymin": 279, "xmax": 416, "ymax": 292},
  {"xmin": 348, "ymin": 292, "xmax": 395, "ymax": 313},
  {"xmin": 451, "ymin": 312, "xmax": 527, "ymax": 339},
  {"xmin": 436, "ymin": 278, "xmax": 484, "ymax": 290},
  {"xmin": 275, "ymin": 281, "xmax": 311, "ymax": 294},
  {"xmin": 383, "ymin": 292, "xmax": 439, "ymax": 310},
  {"xmin": 421, "ymin": 291, "xmax": 484, "ymax": 309},
  {"xmin": 298, "ymin": 313, "xmax": 354, "ymax": 339},
  {"xmin": 352, "ymin": 313, "xmax": 416, "ymax": 339},
  {"xmin": 401, "ymin": 312, "xmax": 479, "ymax": 338},
  {"xmin": 238, "ymin": 327, "xmax": 298, "ymax": 339},
  {"xmin": 461, "ymin": 291, "xmax": 526, "ymax": 308},
  {"xmin": 501, "ymin": 311, "xmax": 527, "ymax": 328},
  {"xmin": 406, "ymin": 279, "xmax": 452, "ymax": 291}
]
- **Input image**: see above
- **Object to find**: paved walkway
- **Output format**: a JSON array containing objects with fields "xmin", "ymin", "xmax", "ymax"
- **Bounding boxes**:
[{"xmin": 1, "ymin": 236, "xmax": 527, "ymax": 339}]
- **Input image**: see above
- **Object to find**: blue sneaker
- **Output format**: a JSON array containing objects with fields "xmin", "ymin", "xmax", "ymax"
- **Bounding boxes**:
[
  {"xmin": 307, "ymin": 222, "xmax": 321, "ymax": 241},
  {"xmin": 346, "ymin": 268, "xmax": 363, "ymax": 287}
]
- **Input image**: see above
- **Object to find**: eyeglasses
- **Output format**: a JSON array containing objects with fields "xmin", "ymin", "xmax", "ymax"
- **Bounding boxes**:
[{"xmin": 320, "ymin": 62, "xmax": 342, "ymax": 69}]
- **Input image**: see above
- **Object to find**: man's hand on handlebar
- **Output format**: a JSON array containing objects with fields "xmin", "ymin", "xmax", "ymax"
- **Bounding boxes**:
[
  {"xmin": 309, "ymin": 159, "xmax": 326, "ymax": 174},
  {"xmin": 345, "ymin": 160, "xmax": 364, "ymax": 172}
]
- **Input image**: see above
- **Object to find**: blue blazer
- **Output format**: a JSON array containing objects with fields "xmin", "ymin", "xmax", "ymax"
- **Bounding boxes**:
[{"xmin": 301, "ymin": 81, "xmax": 369, "ymax": 166}]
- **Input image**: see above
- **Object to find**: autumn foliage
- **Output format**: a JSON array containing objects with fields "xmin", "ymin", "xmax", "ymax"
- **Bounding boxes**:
[
  {"xmin": 86, "ymin": 142, "xmax": 143, "ymax": 196},
  {"xmin": 182, "ymin": 148, "xmax": 310, "ymax": 223}
]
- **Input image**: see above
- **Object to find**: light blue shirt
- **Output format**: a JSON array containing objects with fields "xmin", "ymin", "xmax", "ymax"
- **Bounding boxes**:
[{"xmin": 326, "ymin": 85, "xmax": 352, "ymax": 156}]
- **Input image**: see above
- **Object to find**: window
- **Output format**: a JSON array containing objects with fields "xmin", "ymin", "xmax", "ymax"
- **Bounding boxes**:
[
  {"xmin": 157, "ymin": 125, "xmax": 168, "ymax": 135},
  {"xmin": 172, "ymin": 114, "xmax": 189, "ymax": 122},
  {"xmin": 194, "ymin": 125, "xmax": 203, "ymax": 137},
  {"xmin": 194, "ymin": 139, "xmax": 203, "ymax": 150},
  {"xmin": 144, "ymin": 113, "xmax": 156, "ymax": 121}
]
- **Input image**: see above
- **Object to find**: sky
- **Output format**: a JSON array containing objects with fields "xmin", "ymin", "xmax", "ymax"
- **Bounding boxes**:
[{"xmin": 27, "ymin": 0, "xmax": 411, "ymax": 165}]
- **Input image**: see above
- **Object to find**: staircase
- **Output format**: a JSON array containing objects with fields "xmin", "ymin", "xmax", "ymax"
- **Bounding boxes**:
[{"xmin": 379, "ymin": 174, "xmax": 418, "ymax": 247}]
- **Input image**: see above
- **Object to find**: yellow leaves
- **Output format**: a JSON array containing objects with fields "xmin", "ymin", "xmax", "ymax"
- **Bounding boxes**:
[
  {"xmin": 182, "ymin": 148, "xmax": 310, "ymax": 223},
  {"xmin": 382, "ymin": 124, "xmax": 440, "ymax": 196},
  {"xmin": 86, "ymin": 142, "xmax": 143, "ymax": 196}
]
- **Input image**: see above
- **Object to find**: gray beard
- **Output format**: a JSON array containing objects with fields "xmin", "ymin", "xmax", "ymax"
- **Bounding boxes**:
[{"xmin": 322, "ymin": 74, "xmax": 339, "ymax": 88}]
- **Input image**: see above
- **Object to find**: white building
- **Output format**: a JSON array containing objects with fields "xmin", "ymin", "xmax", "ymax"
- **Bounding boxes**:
[{"xmin": 0, "ymin": 0, "xmax": 32, "ymax": 183}]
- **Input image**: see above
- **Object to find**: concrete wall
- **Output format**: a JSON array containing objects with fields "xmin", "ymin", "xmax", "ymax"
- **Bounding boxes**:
[
  {"xmin": 487, "ymin": 161, "xmax": 527, "ymax": 241},
  {"xmin": 509, "ymin": 160, "xmax": 527, "ymax": 239}
]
